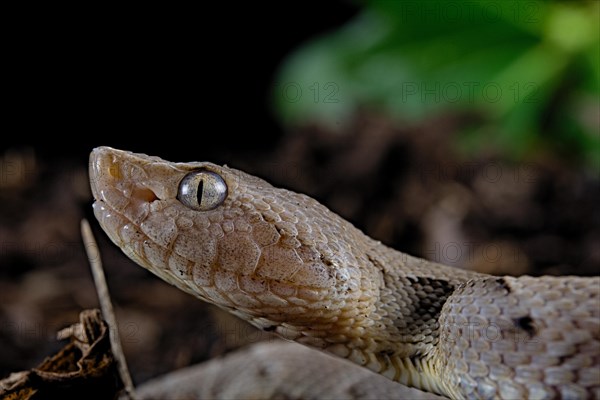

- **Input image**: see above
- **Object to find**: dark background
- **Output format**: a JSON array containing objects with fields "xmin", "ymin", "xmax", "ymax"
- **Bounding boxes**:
[
  {"xmin": 3, "ymin": 3, "xmax": 358, "ymax": 162},
  {"xmin": 1, "ymin": 1, "xmax": 598, "ymax": 388}
]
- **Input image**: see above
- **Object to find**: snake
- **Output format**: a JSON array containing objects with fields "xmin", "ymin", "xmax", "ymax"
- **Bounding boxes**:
[{"xmin": 89, "ymin": 146, "xmax": 599, "ymax": 399}]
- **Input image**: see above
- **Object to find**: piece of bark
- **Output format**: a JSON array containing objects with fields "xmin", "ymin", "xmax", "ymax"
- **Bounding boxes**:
[{"xmin": 0, "ymin": 309, "xmax": 122, "ymax": 400}]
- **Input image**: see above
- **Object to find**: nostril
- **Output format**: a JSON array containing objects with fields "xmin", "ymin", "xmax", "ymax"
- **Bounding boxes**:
[{"xmin": 132, "ymin": 187, "xmax": 158, "ymax": 203}]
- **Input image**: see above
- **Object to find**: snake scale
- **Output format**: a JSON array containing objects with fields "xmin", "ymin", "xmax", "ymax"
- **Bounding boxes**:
[{"xmin": 89, "ymin": 147, "xmax": 599, "ymax": 399}]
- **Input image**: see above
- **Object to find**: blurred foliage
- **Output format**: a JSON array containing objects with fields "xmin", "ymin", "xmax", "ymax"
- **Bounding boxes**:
[{"xmin": 272, "ymin": 0, "xmax": 599, "ymax": 167}]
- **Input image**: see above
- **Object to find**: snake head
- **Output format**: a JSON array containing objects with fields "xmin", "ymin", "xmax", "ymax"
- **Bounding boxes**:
[{"xmin": 89, "ymin": 147, "xmax": 373, "ymax": 335}]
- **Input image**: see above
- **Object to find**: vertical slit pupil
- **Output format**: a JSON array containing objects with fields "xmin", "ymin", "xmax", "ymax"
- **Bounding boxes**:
[{"xmin": 197, "ymin": 179, "xmax": 204, "ymax": 206}]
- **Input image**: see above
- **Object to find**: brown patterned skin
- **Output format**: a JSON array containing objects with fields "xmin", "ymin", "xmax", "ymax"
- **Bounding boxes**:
[{"xmin": 89, "ymin": 147, "xmax": 600, "ymax": 399}]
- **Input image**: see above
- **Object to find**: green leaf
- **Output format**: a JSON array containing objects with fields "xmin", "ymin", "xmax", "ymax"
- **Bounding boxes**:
[{"xmin": 272, "ymin": 0, "xmax": 600, "ymax": 167}]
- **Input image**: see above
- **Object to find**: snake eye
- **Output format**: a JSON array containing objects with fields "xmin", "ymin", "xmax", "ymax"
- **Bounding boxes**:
[{"xmin": 177, "ymin": 170, "xmax": 228, "ymax": 211}]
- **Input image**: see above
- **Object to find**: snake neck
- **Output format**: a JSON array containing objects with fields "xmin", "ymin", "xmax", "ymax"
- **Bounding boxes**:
[
  {"xmin": 332, "ymin": 242, "xmax": 482, "ymax": 398},
  {"xmin": 366, "ymin": 241, "xmax": 480, "ymax": 351}
]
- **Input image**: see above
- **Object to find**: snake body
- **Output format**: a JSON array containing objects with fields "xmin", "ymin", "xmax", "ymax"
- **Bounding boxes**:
[{"xmin": 89, "ymin": 147, "xmax": 599, "ymax": 399}]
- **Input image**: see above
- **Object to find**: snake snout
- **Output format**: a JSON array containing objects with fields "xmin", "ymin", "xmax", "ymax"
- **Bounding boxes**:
[
  {"xmin": 89, "ymin": 146, "xmax": 128, "ymax": 202},
  {"xmin": 90, "ymin": 146, "xmax": 160, "ymax": 205}
]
